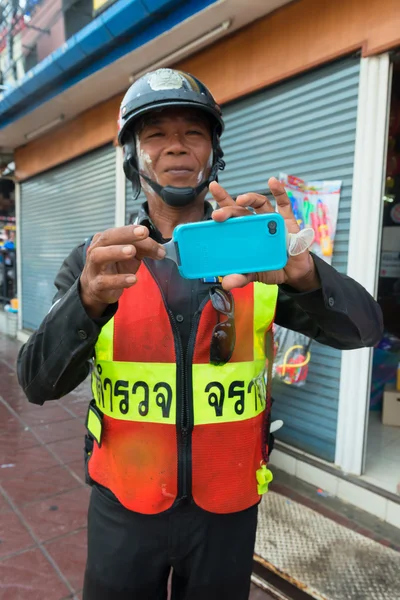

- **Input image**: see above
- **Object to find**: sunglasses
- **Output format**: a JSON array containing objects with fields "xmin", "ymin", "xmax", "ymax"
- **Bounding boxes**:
[{"xmin": 209, "ymin": 287, "xmax": 236, "ymax": 366}]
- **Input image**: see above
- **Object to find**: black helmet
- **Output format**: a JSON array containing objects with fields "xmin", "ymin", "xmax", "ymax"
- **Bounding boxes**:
[{"xmin": 118, "ymin": 68, "xmax": 225, "ymax": 207}]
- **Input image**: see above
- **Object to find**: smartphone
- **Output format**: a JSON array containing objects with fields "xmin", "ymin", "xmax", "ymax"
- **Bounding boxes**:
[{"xmin": 171, "ymin": 213, "xmax": 288, "ymax": 279}]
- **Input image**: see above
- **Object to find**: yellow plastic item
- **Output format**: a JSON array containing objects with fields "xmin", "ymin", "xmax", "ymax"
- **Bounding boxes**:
[
  {"xmin": 279, "ymin": 345, "xmax": 311, "ymax": 377},
  {"xmin": 10, "ymin": 298, "xmax": 18, "ymax": 310},
  {"xmin": 256, "ymin": 464, "xmax": 273, "ymax": 495}
]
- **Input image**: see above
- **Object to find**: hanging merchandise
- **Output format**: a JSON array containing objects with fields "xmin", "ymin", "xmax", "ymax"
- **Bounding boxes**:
[
  {"xmin": 272, "ymin": 324, "xmax": 312, "ymax": 387},
  {"xmin": 279, "ymin": 173, "xmax": 342, "ymax": 265},
  {"xmin": 272, "ymin": 174, "xmax": 341, "ymax": 387}
]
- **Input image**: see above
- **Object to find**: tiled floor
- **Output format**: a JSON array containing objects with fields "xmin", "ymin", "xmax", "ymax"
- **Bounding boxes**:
[
  {"xmin": 363, "ymin": 411, "xmax": 400, "ymax": 494},
  {"xmin": 0, "ymin": 334, "xmax": 273, "ymax": 600},
  {"xmin": 5, "ymin": 331, "xmax": 399, "ymax": 600},
  {"xmin": 0, "ymin": 336, "xmax": 89, "ymax": 599}
]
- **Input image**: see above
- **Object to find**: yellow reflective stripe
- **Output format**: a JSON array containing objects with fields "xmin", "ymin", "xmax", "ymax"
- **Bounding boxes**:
[
  {"xmin": 253, "ymin": 283, "xmax": 278, "ymax": 361},
  {"xmin": 87, "ymin": 406, "xmax": 102, "ymax": 445},
  {"xmin": 91, "ymin": 282, "xmax": 277, "ymax": 426},
  {"xmin": 192, "ymin": 360, "xmax": 266, "ymax": 425},
  {"xmin": 92, "ymin": 361, "xmax": 176, "ymax": 424},
  {"xmin": 95, "ymin": 318, "xmax": 114, "ymax": 362}
]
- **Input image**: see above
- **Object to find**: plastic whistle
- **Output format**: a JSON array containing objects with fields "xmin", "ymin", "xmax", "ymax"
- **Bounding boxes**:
[
  {"xmin": 303, "ymin": 197, "xmax": 312, "ymax": 226},
  {"xmin": 311, "ymin": 212, "xmax": 320, "ymax": 243},
  {"xmin": 256, "ymin": 464, "xmax": 273, "ymax": 495},
  {"xmin": 288, "ymin": 191, "xmax": 304, "ymax": 230},
  {"xmin": 321, "ymin": 201, "xmax": 332, "ymax": 237},
  {"xmin": 319, "ymin": 224, "xmax": 333, "ymax": 257},
  {"xmin": 316, "ymin": 199, "xmax": 333, "ymax": 256}
]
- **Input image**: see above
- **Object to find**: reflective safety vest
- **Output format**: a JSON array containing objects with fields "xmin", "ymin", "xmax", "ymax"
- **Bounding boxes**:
[{"xmin": 86, "ymin": 262, "xmax": 278, "ymax": 515}]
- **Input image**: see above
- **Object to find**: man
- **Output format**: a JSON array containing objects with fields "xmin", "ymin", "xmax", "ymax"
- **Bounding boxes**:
[{"xmin": 17, "ymin": 69, "xmax": 383, "ymax": 600}]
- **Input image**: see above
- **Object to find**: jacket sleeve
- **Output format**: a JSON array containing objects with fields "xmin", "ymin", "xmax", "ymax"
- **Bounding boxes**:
[
  {"xmin": 17, "ymin": 243, "xmax": 117, "ymax": 405},
  {"xmin": 275, "ymin": 254, "xmax": 383, "ymax": 350}
]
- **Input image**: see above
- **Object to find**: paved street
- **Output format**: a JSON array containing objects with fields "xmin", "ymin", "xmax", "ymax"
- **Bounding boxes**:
[{"xmin": 0, "ymin": 334, "xmax": 274, "ymax": 599}]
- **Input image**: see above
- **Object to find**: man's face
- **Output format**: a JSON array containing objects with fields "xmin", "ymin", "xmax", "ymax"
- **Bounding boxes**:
[{"xmin": 135, "ymin": 107, "xmax": 213, "ymax": 192}]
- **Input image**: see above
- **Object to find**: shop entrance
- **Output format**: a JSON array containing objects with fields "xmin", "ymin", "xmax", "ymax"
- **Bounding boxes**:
[{"xmin": 363, "ymin": 57, "xmax": 400, "ymax": 495}]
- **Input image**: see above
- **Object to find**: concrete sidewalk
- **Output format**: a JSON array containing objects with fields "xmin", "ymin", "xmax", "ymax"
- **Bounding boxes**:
[{"xmin": 0, "ymin": 334, "xmax": 273, "ymax": 600}]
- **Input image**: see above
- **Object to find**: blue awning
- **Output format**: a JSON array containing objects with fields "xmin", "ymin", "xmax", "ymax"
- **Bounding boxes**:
[{"xmin": 0, "ymin": 0, "xmax": 217, "ymax": 129}]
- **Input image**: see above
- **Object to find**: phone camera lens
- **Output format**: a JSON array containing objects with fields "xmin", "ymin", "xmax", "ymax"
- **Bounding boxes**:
[{"xmin": 268, "ymin": 220, "xmax": 277, "ymax": 235}]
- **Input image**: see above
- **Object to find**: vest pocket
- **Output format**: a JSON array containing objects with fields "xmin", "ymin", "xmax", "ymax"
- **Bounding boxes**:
[
  {"xmin": 84, "ymin": 400, "xmax": 104, "ymax": 486},
  {"xmin": 85, "ymin": 400, "xmax": 103, "ymax": 447}
]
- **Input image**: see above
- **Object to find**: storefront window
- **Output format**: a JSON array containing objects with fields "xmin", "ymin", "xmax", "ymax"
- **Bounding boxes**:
[{"xmin": 0, "ymin": 178, "xmax": 16, "ymax": 304}]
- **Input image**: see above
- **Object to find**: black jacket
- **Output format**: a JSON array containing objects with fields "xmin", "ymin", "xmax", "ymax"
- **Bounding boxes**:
[{"xmin": 17, "ymin": 202, "xmax": 383, "ymax": 405}]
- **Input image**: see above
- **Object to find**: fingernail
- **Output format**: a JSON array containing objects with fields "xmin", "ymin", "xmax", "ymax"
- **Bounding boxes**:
[
  {"xmin": 135, "ymin": 226, "xmax": 146, "ymax": 236},
  {"xmin": 157, "ymin": 247, "xmax": 166, "ymax": 258},
  {"xmin": 126, "ymin": 275, "xmax": 137, "ymax": 284},
  {"xmin": 122, "ymin": 245, "xmax": 133, "ymax": 255}
]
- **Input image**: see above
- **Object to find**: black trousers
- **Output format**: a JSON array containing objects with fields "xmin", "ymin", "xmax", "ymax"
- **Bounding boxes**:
[{"xmin": 83, "ymin": 485, "xmax": 258, "ymax": 600}]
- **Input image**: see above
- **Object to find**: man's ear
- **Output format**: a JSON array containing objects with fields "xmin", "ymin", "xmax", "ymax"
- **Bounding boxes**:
[{"xmin": 122, "ymin": 132, "xmax": 141, "ymax": 199}]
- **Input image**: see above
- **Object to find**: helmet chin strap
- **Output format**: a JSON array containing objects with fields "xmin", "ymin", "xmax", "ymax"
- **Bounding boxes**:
[
  {"xmin": 130, "ymin": 161, "xmax": 220, "ymax": 207},
  {"xmin": 139, "ymin": 172, "xmax": 208, "ymax": 207}
]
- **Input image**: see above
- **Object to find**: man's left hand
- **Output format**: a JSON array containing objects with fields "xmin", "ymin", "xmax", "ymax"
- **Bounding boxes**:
[{"xmin": 209, "ymin": 178, "xmax": 320, "ymax": 292}]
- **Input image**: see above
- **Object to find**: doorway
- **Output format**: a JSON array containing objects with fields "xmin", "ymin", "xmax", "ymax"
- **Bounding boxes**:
[{"xmin": 363, "ymin": 57, "xmax": 400, "ymax": 495}]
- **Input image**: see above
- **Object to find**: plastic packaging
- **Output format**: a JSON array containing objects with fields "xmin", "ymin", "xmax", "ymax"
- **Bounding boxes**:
[
  {"xmin": 397, "ymin": 362, "xmax": 400, "ymax": 392},
  {"xmin": 273, "ymin": 325, "xmax": 311, "ymax": 386}
]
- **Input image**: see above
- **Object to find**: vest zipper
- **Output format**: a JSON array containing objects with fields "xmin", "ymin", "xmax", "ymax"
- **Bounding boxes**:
[
  {"xmin": 168, "ymin": 308, "xmax": 188, "ymax": 499},
  {"xmin": 143, "ymin": 260, "xmax": 212, "ymax": 501},
  {"xmin": 169, "ymin": 300, "xmax": 208, "ymax": 500},
  {"xmin": 181, "ymin": 303, "xmax": 207, "ymax": 498}
]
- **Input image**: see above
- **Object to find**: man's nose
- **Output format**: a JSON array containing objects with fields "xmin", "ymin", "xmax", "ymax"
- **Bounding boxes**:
[{"xmin": 166, "ymin": 133, "xmax": 188, "ymax": 154}]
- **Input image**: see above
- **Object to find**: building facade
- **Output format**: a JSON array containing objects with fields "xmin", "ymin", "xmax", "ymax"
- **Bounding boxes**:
[{"xmin": 1, "ymin": 0, "xmax": 399, "ymax": 526}]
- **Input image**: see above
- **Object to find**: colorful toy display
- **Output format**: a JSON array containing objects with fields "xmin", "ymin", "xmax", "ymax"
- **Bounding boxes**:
[{"xmin": 280, "ymin": 174, "xmax": 342, "ymax": 265}]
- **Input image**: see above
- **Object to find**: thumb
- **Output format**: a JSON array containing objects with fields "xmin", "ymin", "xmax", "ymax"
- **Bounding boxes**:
[
  {"xmin": 209, "ymin": 181, "xmax": 235, "ymax": 208},
  {"xmin": 221, "ymin": 273, "xmax": 256, "ymax": 291}
]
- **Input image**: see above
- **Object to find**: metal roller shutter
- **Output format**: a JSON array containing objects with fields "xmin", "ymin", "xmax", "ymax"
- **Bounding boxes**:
[
  {"xmin": 217, "ymin": 57, "xmax": 360, "ymax": 461},
  {"xmin": 20, "ymin": 145, "xmax": 116, "ymax": 331}
]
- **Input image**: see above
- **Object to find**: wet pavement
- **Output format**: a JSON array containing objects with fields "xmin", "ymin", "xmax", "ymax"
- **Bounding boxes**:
[
  {"xmin": 256, "ymin": 491, "xmax": 400, "ymax": 600},
  {"xmin": 0, "ymin": 333, "xmax": 274, "ymax": 600}
]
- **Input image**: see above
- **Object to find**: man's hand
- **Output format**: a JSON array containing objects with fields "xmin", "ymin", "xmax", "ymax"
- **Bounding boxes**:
[
  {"xmin": 209, "ymin": 177, "xmax": 320, "ymax": 292},
  {"xmin": 80, "ymin": 225, "xmax": 166, "ymax": 318}
]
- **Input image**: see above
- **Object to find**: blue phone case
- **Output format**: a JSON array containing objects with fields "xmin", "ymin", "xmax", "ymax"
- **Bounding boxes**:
[{"xmin": 172, "ymin": 213, "xmax": 288, "ymax": 279}]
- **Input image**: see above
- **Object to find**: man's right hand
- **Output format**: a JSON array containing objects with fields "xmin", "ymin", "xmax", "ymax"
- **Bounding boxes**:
[{"xmin": 80, "ymin": 225, "xmax": 166, "ymax": 318}]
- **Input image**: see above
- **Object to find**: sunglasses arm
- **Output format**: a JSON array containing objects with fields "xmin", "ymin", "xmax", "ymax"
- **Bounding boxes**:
[{"xmin": 163, "ymin": 240, "xmax": 180, "ymax": 266}]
